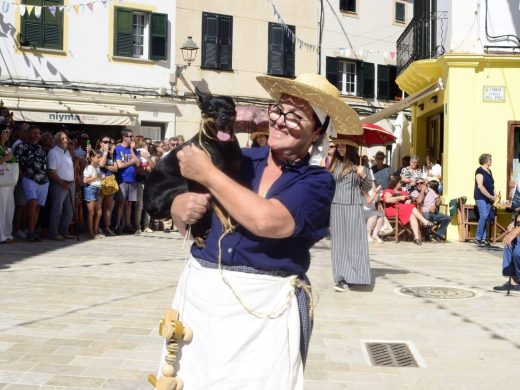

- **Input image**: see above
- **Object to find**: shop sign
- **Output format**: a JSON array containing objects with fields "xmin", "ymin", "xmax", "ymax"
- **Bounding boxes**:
[{"xmin": 483, "ymin": 86, "xmax": 505, "ymax": 102}]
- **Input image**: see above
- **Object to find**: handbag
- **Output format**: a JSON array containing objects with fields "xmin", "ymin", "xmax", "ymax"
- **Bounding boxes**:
[
  {"xmin": 379, "ymin": 216, "xmax": 394, "ymax": 236},
  {"xmin": 0, "ymin": 162, "xmax": 19, "ymax": 187},
  {"xmin": 100, "ymin": 174, "xmax": 119, "ymax": 196}
]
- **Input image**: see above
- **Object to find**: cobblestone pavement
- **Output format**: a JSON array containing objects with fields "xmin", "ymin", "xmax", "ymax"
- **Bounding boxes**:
[{"xmin": 0, "ymin": 233, "xmax": 518, "ymax": 389}]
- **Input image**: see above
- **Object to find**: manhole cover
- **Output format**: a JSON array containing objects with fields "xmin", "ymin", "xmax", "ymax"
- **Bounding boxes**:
[
  {"xmin": 399, "ymin": 286, "xmax": 476, "ymax": 299},
  {"xmin": 365, "ymin": 342, "xmax": 418, "ymax": 367}
]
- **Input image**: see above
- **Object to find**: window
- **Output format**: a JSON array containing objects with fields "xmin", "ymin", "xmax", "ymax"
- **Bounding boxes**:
[
  {"xmin": 395, "ymin": 1, "xmax": 406, "ymax": 23},
  {"xmin": 326, "ymin": 57, "xmax": 374, "ymax": 99},
  {"xmin": 21, "ymin": 0, "xmax": 63, "ymax": 50},
  {"xmin": 377, "ymin": 65, "xmax": 403, "ymax": 100},
  {"xmin": 340, "ymin": 0, "xmax": 357, "ymax": 13},
  {"xmin": 268, "ymin": 23, "xmax": 295, "ymax": 77},
  {"xmin": 114, "ymin": 8, "xmax": 168, "ymax": 61},
  {"xmin": 202, "ymin": 12, "xmax": 233, "ymax": 70},
  {"xmin": 338, "ymin": 61, "xmax": 357, "ymax": 95}
]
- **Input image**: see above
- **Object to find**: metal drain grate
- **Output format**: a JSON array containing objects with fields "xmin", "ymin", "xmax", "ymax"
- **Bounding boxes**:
[{"xmin": 366, "ymin": 342, "xmax": 419, "ymax": 367}]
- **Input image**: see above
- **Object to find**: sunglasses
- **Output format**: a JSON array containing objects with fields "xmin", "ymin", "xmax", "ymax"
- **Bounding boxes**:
[
  {"xmin": 329, "ymin": 145, "xmax": 336, "ymax": 149},
  {"xmin": 417, "ymin": 182, "xmax": 426, "ymax": 185}
]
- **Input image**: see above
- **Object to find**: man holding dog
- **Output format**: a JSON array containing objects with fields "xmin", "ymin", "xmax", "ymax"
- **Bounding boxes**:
[{"xmin": 164, "ymin": 74, "xmax": 362, "ymax": 389}]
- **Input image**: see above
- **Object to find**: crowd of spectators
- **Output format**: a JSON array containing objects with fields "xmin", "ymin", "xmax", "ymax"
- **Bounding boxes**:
[{"xmin": 0, "ymin": 123, "xmax": 186, "ymax": 244}]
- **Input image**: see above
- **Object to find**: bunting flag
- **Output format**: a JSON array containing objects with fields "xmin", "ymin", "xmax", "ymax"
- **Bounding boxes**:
[
  {"xmin": 19, "ymin": 4, "xmax": 25, "ymax": 16},
  {"xmin": 49, "ymin": 5, "xmax": 56, "ymax": 17},
  {"xmin": 73, "ymin": 4, "xmax": 80, "ymax": 14},
  {"xmin": 268, "ymin": 0, "xmax": 318, "ymax": 52},
  {"xmin": 34, "ymin": 5, "xmax": 41, "ymax": 18},
  {"xmin": 87, "ymin": 2, "xmax": 94, "ymax": 12},
  {"xmin": 26, "ymin": 4, "xmax": 33, "ymax": 16}
]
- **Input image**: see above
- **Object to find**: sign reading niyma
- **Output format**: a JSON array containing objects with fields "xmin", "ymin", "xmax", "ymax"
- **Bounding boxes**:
[{"xmin": 483, "ymin": 86, "xmax": 505, "ymax": 102}]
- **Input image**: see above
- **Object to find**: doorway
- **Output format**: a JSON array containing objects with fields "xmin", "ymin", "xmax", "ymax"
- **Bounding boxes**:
[
  {"xmin": 507, "ymin": 121, "xmax": 520, "ymax": 200},
  {"xmin": 426, "ymin": 113, "xmax": 444, "ymax": 162}
]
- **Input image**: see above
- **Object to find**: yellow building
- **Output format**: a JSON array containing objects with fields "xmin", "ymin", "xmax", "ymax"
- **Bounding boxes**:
[{"xmin": 366, "ymin": 0, "xmax": 520, "ymax": 240}]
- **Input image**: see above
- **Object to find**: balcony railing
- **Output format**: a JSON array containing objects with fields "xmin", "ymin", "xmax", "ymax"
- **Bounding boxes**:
[{"xmin": 396, "ymin": 11, "xmax": 448, "ymax": 75}]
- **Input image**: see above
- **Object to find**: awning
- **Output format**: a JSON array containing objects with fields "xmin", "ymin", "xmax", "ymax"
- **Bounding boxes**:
[
  {"xmin": 362, "ymin": 78, "xmax": 444, "ymax": 123},
  {"xmin": 0, "ymin": 97, "xmax": 138, "ymax": 126}
]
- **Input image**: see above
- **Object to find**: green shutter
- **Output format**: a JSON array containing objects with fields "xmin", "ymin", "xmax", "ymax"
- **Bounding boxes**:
[
  {"xmin": 114, "ymin": 8, "xmax": 133, "ymax": 57},
  {"xmin": 377, "ymin": 65, "xmax": 390, "ymax": 100},
  {"xmin": 363, "ymin": 62, "xmax": 375, "ymax": 99},
  {"xmin": 150, "ymin": 12, "xmax": 168, "ymax": 61},
  {"xmin": 218, "ymin": 15, "xmax": 232, "ymax": 70},
  {"xmin": 268, "ymin": 23, "xmax": 284, "ymax": 75},
  {"xmin": 202, "ymin": 13, "xmax": 218, "ymax": 68},
  {"xmin": 356, "ymin": 61, "xmax": 364, "ymax": 97},
  {"xmin": 284, "ymin": 25, "xmax": 295, "ymax": 77},
  {"xmin": 325, "ymin": 56, "xmax": 339, "ymax": 90},
  {"xmin": 21, "ymin": 0, "xmax": 43, "ymax": 48},
  {"xmin": 43, "ymin": 0, "xmax": 63, "ymax": 50}
]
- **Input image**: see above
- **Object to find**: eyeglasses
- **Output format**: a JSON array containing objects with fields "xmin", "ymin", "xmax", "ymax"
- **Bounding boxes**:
[
  {"xmin": 268, "ymin": 104, "xmax": 305, "ymax": 129},
  {"xmin": 329, "ymin": 145, "xmax": 336, "ymax": 149}
]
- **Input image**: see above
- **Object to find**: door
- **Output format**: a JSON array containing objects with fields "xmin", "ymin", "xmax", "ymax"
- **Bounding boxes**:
[
  {"xmin": 426, "ymin": 113, "xmax": 443, "ymax": 163},
  {"xmin": 507, "ymin": 121, "xmax": 520, "ymax": 199}
]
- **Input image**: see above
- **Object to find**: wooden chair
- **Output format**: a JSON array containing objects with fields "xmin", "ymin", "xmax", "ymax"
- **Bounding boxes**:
[
  {"xmin": 457, "ymin": 197, "xmax": 479, "ymax": 242},
  {"xmin": 381, "ymin": 203, "xmax": 413, "ymax": 243}
]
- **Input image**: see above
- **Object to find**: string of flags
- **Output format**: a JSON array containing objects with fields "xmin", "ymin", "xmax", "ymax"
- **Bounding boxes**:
[
  {"xmin": 337, "ymin": 47, "xmax": 396, "ymax": 61},
  {"xmin": 268, "ymin": 0, "xmax": 318, "ymax": 52},
  {"xmin": 0, "ymin": 0, "xmax": 126, "ymax": 16}
]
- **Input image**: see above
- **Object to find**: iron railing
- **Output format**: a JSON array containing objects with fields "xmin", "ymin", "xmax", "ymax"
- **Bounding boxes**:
[{"xmin": 396, "ymin": 11, "xmax": 448, "ymax": 75}]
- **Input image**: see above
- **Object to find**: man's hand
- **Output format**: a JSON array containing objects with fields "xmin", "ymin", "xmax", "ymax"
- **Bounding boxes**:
[
  {"xmin": 171, "ymin": 192, "xmax": 212, "ymax": 226},
  {"xmin": 504, "ymin": 230, "xmax": 517, "ymax": 248}
]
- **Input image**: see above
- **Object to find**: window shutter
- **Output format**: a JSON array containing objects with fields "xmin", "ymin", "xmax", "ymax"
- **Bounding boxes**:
[
  {"xmin": 363, "ymin": 62, "xmax": 375, "ymax": 99},
  {"xmin": 284, "ymin": 25, "xmax": 295, "ymax": 77},
  {"xmin": 325, "ymin": 56, "xmax": 339, "ymax": 90},
  {"xmin": 389, "ymin": 66, "xmax": 402, "ymax": 100},
  {"xmin": 202, "ymin": 13, "xmax": 218, "ymax": 68},
  {"xmin": 114, "ymin": 8, "xmax": 133, "ymax": 57},
  {"xmin": 42, "ymin": 0, "xmax": 63, "ymax": 50},
  {"xmin": 356, "ymin": 61, "xmax": 364, "ymax": 97},
  {"xmin": 150, "ymin": 13, "xmax": 168, "ymax": 61},
  {"xmin": 218, "ymin": 15, "xmax": 232, "ymax": 70},
  {"xmin": 22, "ymin": 0, "xmax": 43, "ymax": 48},
  {"xmin": 377, "ymin": 65, "xmax": 390, "ymax": 100},
  {"xmin": 268, "ymin": 23, "xmax": 284, "ymax": 75}
]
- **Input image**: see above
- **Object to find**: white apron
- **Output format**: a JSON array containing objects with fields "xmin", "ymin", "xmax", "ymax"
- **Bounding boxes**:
[{"xmin": 158, "ymin": 256, "xmax": 303, "ymax": 390}]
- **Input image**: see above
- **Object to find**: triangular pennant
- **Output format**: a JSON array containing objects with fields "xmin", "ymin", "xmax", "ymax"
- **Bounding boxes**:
[
  {"xmin": 80, "ymin": 4, "xmax": 87, "ymax": 13},
  {"xmin": 19, "ymin": 4, "xmax": 26, "ymax": 16},
  {"xmin": 26, "ymin": 4, "xmax": 34, "ymax": 16},
  {"xmin": 390, "ymin": 51, "xmax": 396, "ymax": 60},
  {"xmin": 59, "ymin": 5, "xmax": 64, "ymax": 12},
  {"xmin": 73, "ymin": 4, "xmax": 80, "ymax": 14},
  {"xmin": 34, "ymin": 6, "xmax": 42, "ymax": 18},
  {"xmin": 102, "ymin": 0, "xmax": 108, "ymax": 7},
  {"xmin": 87, "ymin": 3, "xmax": 94, "ymax": 11},
  {"xmin": 49, "ymin": 6, "xmax": 56, "ymax": 17}
]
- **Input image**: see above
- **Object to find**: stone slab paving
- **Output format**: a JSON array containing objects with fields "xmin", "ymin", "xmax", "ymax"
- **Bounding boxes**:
[{"xmin": 0, "ymin": 233, "xmax": 518, "ymax": 389}]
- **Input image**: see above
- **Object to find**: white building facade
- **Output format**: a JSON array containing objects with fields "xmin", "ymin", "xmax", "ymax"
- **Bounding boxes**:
[{"xmin": 0, "ymin": 0, "xmax": 177, "ymax": 140}]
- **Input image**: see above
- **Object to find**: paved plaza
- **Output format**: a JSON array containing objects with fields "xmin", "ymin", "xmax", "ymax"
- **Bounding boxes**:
[{"xmin": 0, "ymin": 233, "xmax": 519, "ymax": 389}]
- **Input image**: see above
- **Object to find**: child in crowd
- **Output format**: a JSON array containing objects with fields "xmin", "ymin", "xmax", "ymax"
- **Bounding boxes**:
[{"xmin": 83, "ymin": 150, "xmax": 104, "ymax": 239}]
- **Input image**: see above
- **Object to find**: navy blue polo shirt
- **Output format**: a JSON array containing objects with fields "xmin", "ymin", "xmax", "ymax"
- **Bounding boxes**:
[{"xmin": 191, "ymin": 146, "xmax": 335, "ymax": 275}]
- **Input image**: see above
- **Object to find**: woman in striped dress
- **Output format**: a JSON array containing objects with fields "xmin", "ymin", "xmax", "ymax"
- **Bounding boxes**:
[{"xmin": 329, "ymin": 139, "xmax": 372, "ymax": 292}]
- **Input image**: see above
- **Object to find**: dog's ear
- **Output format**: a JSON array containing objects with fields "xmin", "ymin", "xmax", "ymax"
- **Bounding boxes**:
[{"xmin": 195, "ymin": 87, "xmax": 210, "ymax": 109}]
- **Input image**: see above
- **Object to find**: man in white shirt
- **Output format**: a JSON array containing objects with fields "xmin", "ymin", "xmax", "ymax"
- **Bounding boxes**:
[{"xmin": 47, "ymin": 132, "xmax": 75, "ymax": 240}]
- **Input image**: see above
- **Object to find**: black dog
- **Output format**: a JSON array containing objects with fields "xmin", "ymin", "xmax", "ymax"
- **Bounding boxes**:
[{"xmin": 143, "ymin": 88, "xmax": 242, "ymax": 246}]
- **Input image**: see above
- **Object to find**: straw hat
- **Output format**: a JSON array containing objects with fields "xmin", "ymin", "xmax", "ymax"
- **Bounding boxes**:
[
  {"xmin": 256, "ymin": 73, "xmax": 362, "ymax": 135},
  {"xmin": 331, "ymin": 138, "xmax": 359, "ymax": 147}
]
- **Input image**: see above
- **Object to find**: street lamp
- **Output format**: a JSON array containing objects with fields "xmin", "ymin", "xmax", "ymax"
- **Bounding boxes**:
[{"xmin": 175, "ymin": 36, "xmax": 199, "ymax": 78}]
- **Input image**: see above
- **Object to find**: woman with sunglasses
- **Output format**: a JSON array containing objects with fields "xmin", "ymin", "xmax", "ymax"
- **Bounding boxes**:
[
  {"xmin": 0, "ymin": 125, "xmax": 16, "ymax": 243},
  {"xmin": 97, "ymin": 136, "xmax": 118, "ymax": 236},
  {"xmin": 161, "ymin": 74, "xmax": 361, "ymax": 389}
]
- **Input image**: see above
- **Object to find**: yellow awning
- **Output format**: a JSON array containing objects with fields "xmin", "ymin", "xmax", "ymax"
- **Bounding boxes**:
[
  {"xmin": 0, "ymin": 97, "xmax": 138, "ymax": 126},
  {"xmin": 363, "ymin": 79, "xmax": 444, "ymax": 123}
]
